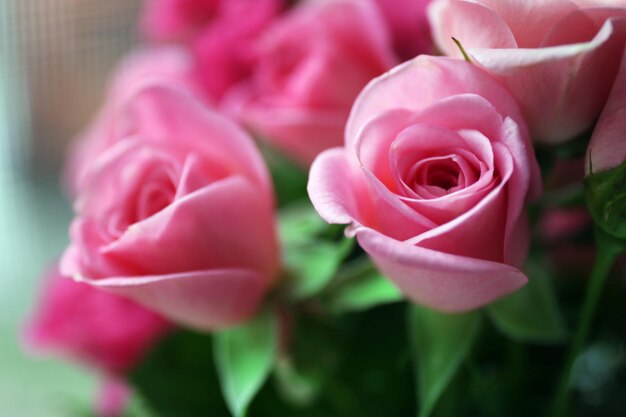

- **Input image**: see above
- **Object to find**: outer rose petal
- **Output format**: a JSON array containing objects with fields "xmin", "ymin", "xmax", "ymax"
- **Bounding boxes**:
[
  {"xmin": 587, "ymin": 47, "xmax": 626, "ymax": 173},
  {"xmin": 429, "ymin": 0, "xmax": 626, "ymax": 143},
  {"xmin": 470, "ymin": 18, "xmax": 626, "ymax": 142},
  {"xmin": 80, "ymin": 269, "xmax": 268, "ymax": 331},
  {"xmin": 308, "ymin": 148, "xmax": 370, "ymax": 225},
  {"xmin": 356, "ymin": 227, "xmax": 527, "ymax": 312}
]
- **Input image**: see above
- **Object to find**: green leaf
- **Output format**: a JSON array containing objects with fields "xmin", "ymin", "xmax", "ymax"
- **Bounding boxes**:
[
  {"xmin": 273, "ymin": 357, "xmax": 322, "ymax": 407},
  {"xmin": 408, "ymin": 306, "xmax": 480, "ymax": 417},
  {"xmin": 260, "ymin": 143, "xmax": 308, "ymax": 207},
  {"xmin": 284, "ymin": 238, "xmax": 354, "ymax": 299},
  {"xmin": 130, "ymin": 331, "xmax": 230, "ymax": 417},
  {"xmin": 585, "ymin": 158, "xmax": 626, "ymax": 240},
  {"xmin": 279, "ymin": 201, "xmax": 354, "ymax": 299},
  {"xmin": 488, "ymin": 259, "xmax": 568, "ymax": 344},
  {"xmin": 279, "ymin": 202, "xmax": 330, "ymax": 243},
  {"xmin": 325, "ymin": 259, "xmax": 403, "ymax": 313},
  {"xmin": 214, "ymin": 310, "xmax": 278, "ymax": 417}
]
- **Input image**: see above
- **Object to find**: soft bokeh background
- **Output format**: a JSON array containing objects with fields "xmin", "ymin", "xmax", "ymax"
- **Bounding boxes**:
[{"xmin": 0, "ymin": 1, "xmax": 140, "ymax": 415}]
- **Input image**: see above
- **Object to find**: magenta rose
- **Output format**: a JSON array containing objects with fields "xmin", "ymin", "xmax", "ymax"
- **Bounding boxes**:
[
  {"xmin": 25, "ymin": 265, "xmax": 170, "ymax": 374},
  {"xmin": 308, "ymin": 56, "xmax": 541, "ymax": 312},
  {"xmin": 225, "ymin": 0, "xmax": 396, "ymax": 166},
  {"xmin": 61, "ymin": 83, "xmax": 280, "ymax": 330},
  {"xmin": 429, "ymin": 0, "xmax": 626, "ymax": 144},
  {"xmin": 373, "ymin": 0, "xmax": 435, "ymax": 60},
  {"xmin": 140, "ymin": 0, "xmax": 283, "ymax": 99},
  {"xmin": 65, "ymin": 47, "xmax": 202, "ymax": 196}
]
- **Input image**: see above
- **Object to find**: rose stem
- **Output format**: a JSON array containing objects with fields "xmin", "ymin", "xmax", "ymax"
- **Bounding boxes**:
[{"xmin": 550, "ymin": 228, "xmax": 624, "ymax": 417}]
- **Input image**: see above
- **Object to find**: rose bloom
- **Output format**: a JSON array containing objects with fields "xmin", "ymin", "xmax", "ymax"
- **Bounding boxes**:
[
  {"xmin": 373, "ymin": 0, "xmax": 435, "ymax": 60},
  {"xmin": 26, "ymin": 267, "xmax": 162, "ymax": 417},
  {"xmin": 429, "ymin": 0, "xmax": 626, "ymax": 144},
  {"xmin": 26, "ymin": 265, "xmax": 171, "ymax": 374},
  {"xmin": 225, "ymin": 0, "xmax": 396, "ymax": 167},
  {"xmin": 308, "ymin": 56, "xmax": 541, "ymax": 312},
  {"xmin": 65, "ymin": 47, "xmax": 201, "ymax": 196},
  {"xmin": 141, "ymin": 0, "xmax": 283, "ymax": 99},
  {"xmin": 61, "ymin": 82, "xmax": 279, "ymax": 330}
]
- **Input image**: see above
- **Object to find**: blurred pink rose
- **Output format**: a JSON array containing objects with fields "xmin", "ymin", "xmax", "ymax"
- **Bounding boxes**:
[
  {"xmin": 587, "ymin": 46, "xmax": 626, "ymax": 174},
  {"xmin": 141, "ymin": 0, "xmax": 221, "ymax": 41},
  {"xmin": 308, "ymin": 56, "xmax": 541, "ymax": 312},
  {"xmin": 141, "ymin": 0, "xmax": 283, "ymax": 99},
  {"xmin": 61, "ymin": 83, "xmax": 280, "ymax": 330},
  {"xmin": 373, "ymin": 0, "xmax": 435, "ymax": 59},
  {"xmin": 429, "ymin": 0, "xmax": 626, "ymax": 144},
  {"xmin": 25, "ymin": 265, "xmax": 170, "ymax": 374},
  {"xmin": 97, "ymin": 378, "xmax": 132, "ymax": 417},
  {"xmin": 226, "ymin": 0, "xmax": 396, "ymax": 166},
  {"xmin": 65, "ymin": 47, "xmax": 202, "ymax": 196}
]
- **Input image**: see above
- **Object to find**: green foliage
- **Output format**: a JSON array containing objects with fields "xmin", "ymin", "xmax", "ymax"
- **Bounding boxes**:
[
  {"xmin": 130, "ymin": 331, "xmax": 230, "ymax": 417},
  {"xmin": 323, "ymin": 258, "xmax": 403, "ymax": 313},
  {"xmin": 488, "ymin": 258, "xmax": 567, "ymax": 344},
  {"xmin": 260, "ymin": 143, "xmax": 308, "ymax": 207},
  {"xmin": 214, "ymin": 310, "xmax": 278, "ymax": 417},
  {"xmin": 264, "ymin": 304, "xmax": 416, "ymax": 417},
  {"xmin": 586, "ymin": 159, "xmax": 626, "ymax": 240},
  {"xmin": 408, "ymin": 306, "xmax": 481, "ymax": 417},
  {"xmin": 279, "ymin": 202, "xmax": 354, "ymax": 299}
]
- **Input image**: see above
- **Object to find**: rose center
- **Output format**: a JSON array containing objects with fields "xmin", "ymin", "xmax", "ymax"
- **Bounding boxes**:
[{"xmin": 424, "ymin": 160, "xmax": 460, "ymax": 191}]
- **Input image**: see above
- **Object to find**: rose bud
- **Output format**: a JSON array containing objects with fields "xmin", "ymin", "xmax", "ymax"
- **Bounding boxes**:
[
  {"xmin": 224, "ymin": 0, "xmax": 396, "ymax": 167},
  {"xmin": 65, "ymin": 47, "xmax": 202, "ymax": 196},
  {"xmin": 308, "ymin": 56, "xmax": 541, "ymax": 312},
  {"xmin": 24, "ymin": 266, "xmax": 166, "ymax": 416},
  {"xmin": 25, "ymin": 264, "xmax": 171, "ymax": 373},
  {"xmin": 61, "ymin": 82, "xmax": 280, "ymax": 330},
  {"xmin": 586, "ymin": 51, "xmax": 626, "ymax": 240},
  {"xmin": 140, "ymin": 0, "xmax": 283, "ymax": 100},
  {"xmin": 429, "ymin": 0, "xmax": 626, "ymax": 144}
]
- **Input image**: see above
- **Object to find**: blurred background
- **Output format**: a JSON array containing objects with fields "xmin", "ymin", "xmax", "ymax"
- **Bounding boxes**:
[{"xmin": 0, "ymin": 1, "xmax": 140, "ymax": 415}]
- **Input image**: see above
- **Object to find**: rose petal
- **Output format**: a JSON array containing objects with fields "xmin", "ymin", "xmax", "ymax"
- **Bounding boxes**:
[
  {"xmin": 355, "ymin": 227, "xmax": 528, "ymax": 312},
  {"xmin": 80, "ymin": 268, "xmax": 268, "ymax": 331},
  {"xmin": 100, "ymin": 176, "xmax": 278, "ymax": 281}
]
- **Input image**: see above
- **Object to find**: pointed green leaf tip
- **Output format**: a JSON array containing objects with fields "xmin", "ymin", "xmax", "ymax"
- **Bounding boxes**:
[
  {"xmin": 452, "ymin": 37, "xmax": 472, "ymax": 63},
  {"xmin": 585, "ymin": 159, "xmax": 626, "ymax": 240},
  {"xmin": 214, "ymin": 310, "xmax": 278, "ymax": 417},
  {"xmin": 408, "ymin": 306, "xmax": 480, "ymax": 417}
]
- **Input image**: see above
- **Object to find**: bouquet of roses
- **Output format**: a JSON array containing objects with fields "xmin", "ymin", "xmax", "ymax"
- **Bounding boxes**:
[{"xmin": 24, "ymin": 0, "xmax": 626, "ymax": 416}]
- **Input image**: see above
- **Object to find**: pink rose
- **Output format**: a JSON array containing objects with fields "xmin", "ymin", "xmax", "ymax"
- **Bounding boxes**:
[
  {"xmin": 65, "ymin": 47, "xmax": 202, "ymax": 196},
  {"xmin": 373, "ymin": 0, "xmax": 435, "ymax": 60},
  {"xmin": 225, "ymin": 0, "xmax": 396, "ymax": 166},
  {"xmin": 308, "ymin": 56, "xmax": 541, "ymax": 312},
  {"xmin": 141, "ymin": 0, "xmax": 283, "ymax": 99},
  {"xmin": 97, "ymin": 378, "xmax": 132, "ymax": 417},
  {"xmin": 429, "ymin": 0, "xmax": 626, "ymax": 144},
  {"xmin": 25, "ymin": 265, "xmax": 170, "ymax": 374},
  {"xmin": 587, "ymin": 46, "xmax": 626, "ymax": 174},
  {"xmin": 141, "ymin": 0, "xmax": 221, "ymax": 41},
  {"xmin": 61, "ymin": 83, "xmax": 280, "ymax": 330}
]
